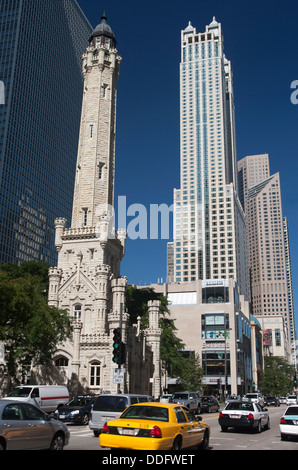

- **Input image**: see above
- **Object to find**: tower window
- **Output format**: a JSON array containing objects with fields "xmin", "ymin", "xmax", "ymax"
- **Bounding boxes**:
[
  {"xmin": 74, "ymin": 305, "xmax": 82, "ymax": 322},
  {"xmin": 98, "ymin": 163, "xmax": 104, "ymax": 179},
  {"xmin": 90, "ymin": 124, "xmax": 94, "ymax": 138},
  {"xmin": 102, "ymin": 84, "xmax": 108, "ymax": 98},
  {"xmin": 90, "ymin": 361, "xmax": 101, "ymax": 387},
  {"xmin": 83, "ymin": 208, "xmax": 88, "ymax": 226}
]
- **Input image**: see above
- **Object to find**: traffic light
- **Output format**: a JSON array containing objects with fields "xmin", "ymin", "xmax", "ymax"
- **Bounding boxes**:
[
  {"xmin": 294, "ymin": 372, "xmax": 297, "ymax": 386},
  {"xmin": 112, "ymin": 328, "xmax": 121, "ymax": 364},
  {"xmin": 120, "ymin": 342, "xmax": 126, "ymax": 365}
]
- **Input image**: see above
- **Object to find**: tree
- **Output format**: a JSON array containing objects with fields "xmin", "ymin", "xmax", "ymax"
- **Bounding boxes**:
[
  {"xmin": 125, "ymin": 286, "xmax": 203, "ymax": 389},
  {"xmin": 0, "ymin": 262, "xmax": 72, "ymax": 383},
  {"xmin": 177, "ymin": 353, "xmax": 204, "ymax": 391},
  {"xmin": 259, "ymin": 356, "xmax": 295, "ymax": 396}
]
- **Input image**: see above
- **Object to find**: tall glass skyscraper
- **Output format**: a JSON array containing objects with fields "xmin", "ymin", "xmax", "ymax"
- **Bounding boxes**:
[
  {"xmin": 168, "ymin": 18, "xmax": 248, "ymax": 299},
  {"xmin": 0, "ymin": 0, "xmax": 92, "ymax": 265}
]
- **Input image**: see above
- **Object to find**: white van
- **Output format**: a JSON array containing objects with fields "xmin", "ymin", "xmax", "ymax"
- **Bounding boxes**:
[
  {"xmin": 89, "ymin": 394, "xmax": 153, "ymax": 436},
  {"xmin": 3, "ymin": 385, "xmax": 69, "ymax": 413}
]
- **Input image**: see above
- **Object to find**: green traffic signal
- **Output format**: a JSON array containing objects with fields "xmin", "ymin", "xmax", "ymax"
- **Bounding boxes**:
[
  {"xmin": 112, "ymin": 328, "xmax": 126, "ymax": 365},
  {"xmin": 112, "ymin": 328, "xmax": 121, "ymax": 363}
]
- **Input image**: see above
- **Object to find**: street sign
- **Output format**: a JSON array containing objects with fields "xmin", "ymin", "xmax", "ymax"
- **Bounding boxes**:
[{"xmin": 113, "ymin": 368, "xmax": 125, "ymax": 384}]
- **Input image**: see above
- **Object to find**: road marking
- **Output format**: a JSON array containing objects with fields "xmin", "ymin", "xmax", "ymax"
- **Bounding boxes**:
[{"xmin": 210, "ymin": 436, "xmax": 235, "ymax": 440}]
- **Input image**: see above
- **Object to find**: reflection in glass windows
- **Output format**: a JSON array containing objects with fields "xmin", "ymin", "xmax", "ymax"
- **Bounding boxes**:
[
  {"xmin": 202, "ymin": 285, "xmax": 229, "ymax": 303},
  {"xmin": 202, "ymin": 350, "xmax": 230, "ymax": 377},
  {"xmin": 0, "ymin": 1, "xmax": 92, "ymax": 265},
  {"xmin": 202, "ymin": 313, "xmax": 229, "ymax": 339}
]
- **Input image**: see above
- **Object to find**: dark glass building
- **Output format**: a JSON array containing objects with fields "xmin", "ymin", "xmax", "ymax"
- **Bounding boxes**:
[{"xmin": 0, "ymin": 0, "xmax": 92, "ymax": 265}]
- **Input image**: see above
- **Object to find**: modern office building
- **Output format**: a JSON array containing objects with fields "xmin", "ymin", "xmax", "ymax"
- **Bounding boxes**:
[
  {"xmin": 167, "ymin": 18, "xmax": 248, "ymax": 299},
  {"xmin": 149, "ymin": 279, "xmax": 263, "ymax": 395},
  {"xmin": 283, "ymin": 217, "xmax": 296, "ymax": 367},
  {"xmin": 238, "ymin": 154, "xmax": 292, "ymax": 361},
  {"xmin": 0, "ymin": 0, "xmax": 92, "ymax": 265}
]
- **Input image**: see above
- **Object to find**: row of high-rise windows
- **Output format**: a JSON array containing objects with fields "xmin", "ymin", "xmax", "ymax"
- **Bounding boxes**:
[{"xmin": 0, "ymin": 0, "xmax": 92, "ymax": 265}]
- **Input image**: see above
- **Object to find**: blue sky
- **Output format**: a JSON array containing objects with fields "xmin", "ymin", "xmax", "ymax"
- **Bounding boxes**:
[{"xmin": 78, "ymin": 0, "xmax": 298, "ymax": 324}]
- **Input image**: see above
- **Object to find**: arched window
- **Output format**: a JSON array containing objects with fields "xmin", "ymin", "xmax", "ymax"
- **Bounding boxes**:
[
  {"xmin": 90, "ymin": 361, "xmax": 101, "ymax": 387},
  {"xmin": 74, "ymin": 305, "xmax": 82, "ymax": 322},
  {"xmin": 55, "ymin": 356, "xmax": 69, "ymax": 367}
]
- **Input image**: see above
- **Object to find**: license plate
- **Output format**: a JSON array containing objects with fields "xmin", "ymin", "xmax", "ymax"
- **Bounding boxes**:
[
  {"xmin": 230, "ymin": 415, "xmax": 240, "ymax": 419},
  {"xmin": 59, "ymin": 415, "xmax": 65, "ymax": 419},
  {"xmin": 122, "ymin": 428, "xmax": 135, "ymax": 436}
]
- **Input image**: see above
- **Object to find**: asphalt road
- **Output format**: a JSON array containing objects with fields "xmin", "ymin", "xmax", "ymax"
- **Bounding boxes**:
[
  {"xmin": 64, "ymin": 404, "xmax": 298, "ymax": 451},
  {"xmin": 205, "ymin": 404, "xmax": 298, "ymax": 450}
]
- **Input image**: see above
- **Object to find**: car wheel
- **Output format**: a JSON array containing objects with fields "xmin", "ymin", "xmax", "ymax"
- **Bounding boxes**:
[
  {"xmin": 221, "ymin": 426, "xmax": 228, "ymax": 432},
  {"xmin": 281, "ymin": 433, "xmax": 288, "ymax": 441},
  {"xmin": 197, "ymin": 430, "xmax": 209, "ymax": 450},
  {"xmin": 0, "ymin": 439, "xmax": 5, "ymax": 450},
  {"xmin": 256, "ymin": 420, "xmax": 262, "ymax": 433},
  {"xmin": 93, "ymin": 430, "xmax": 99, "ymax": 437},
  {"xmin": 81, "ymin": 413, "xmax": 89, "ymax": 425},
  {"xmin": 265, "ymin": 417, "xmax": 270, "ymax": 430},
  {"xmin": 172, "ymin": 436, "xmax": 182, "ymax": 450},
  {"xmin": 50, "ymin": 433, "xmax": 65, "ymax": 450}
]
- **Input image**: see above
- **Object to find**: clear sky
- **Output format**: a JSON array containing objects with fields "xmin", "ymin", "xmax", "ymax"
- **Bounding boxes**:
[{"xmin": 78, "ymin": 0, "xmax": 298, "ymax": 327}]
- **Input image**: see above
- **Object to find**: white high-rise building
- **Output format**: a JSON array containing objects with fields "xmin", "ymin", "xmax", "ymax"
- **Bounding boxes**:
[{"xmin": 168, "ymin": 18, "xmax": 248, "ymax": 299}]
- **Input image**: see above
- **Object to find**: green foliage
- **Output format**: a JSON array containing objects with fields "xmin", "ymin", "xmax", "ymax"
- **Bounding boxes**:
[
  {"xmin": 259, "ymin": 356, "xmax": 295, "ymax": 396},
  {"xmin": 0, "ymin": 261, "xmax": 72, "ymax": 381},
  {"xmin": 177, "ymin": 353, "xmax": 204, "ymax": 391}
]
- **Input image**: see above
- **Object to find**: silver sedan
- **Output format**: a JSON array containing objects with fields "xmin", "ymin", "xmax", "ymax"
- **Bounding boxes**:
[{"xmin": 0, "ymin": 399, "xmax": 70, "ymax": 450}]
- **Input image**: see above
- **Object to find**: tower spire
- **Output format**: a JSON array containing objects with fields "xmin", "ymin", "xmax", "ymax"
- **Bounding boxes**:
[{"xmin": 71, "ymin": 17, "xmax": 121, "ymax": 229}]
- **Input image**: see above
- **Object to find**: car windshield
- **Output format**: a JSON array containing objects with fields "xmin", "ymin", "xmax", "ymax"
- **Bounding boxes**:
[
  {"xmin": 67, "ymin": 398, "xmax": 91, "ymax": 406},
  {"xmin": 172, "ymin": 393, "xmax": 188, "ymax": 400},
  {"xmin": 285, "ymin": 407, "xmax": 298, "ymax": 416},
  {"xmin": 245, "ymin": 394, "xmax": 257, "ymax": 398},
  {"xmin": 226, "ymin": 402, "xmax": 254, "ymax": 411},
  {"xmin": 7, "ymin": 387, "xmax": 32, "ymax": 398},
  {"xmin": 93, "ymin": 396, "xmax": 128, "ymax": 412},
  {"xmin": 120, "ymin": 405, "xmax": 169, "ymax": 422}
]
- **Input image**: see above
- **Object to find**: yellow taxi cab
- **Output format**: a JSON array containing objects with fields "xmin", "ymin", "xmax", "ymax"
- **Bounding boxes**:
[{"xmin": 99, "ymin": 402, "xmax": 210, "ymax": 450}]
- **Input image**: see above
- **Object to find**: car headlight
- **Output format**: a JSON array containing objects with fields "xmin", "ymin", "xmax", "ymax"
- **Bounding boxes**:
[{"xmin": 71, "ymin": 410, "xmax": 80, "ymax": 415}]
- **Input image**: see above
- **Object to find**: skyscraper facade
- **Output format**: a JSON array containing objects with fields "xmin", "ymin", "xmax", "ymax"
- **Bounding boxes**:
[
  {"xmin": 283, "ymin": 217, "xmax": 296, "ymax": 366},
  {"xmin": 238, "ymin": 154, "xmax": 292, "ymax": 360},
  {"xmin": 0, "ymin": 0, "xmax": 92, "ymax": 265},
  {"xmin": 168, "ymin": 18, "xmax": 248, "ymax": 299}
]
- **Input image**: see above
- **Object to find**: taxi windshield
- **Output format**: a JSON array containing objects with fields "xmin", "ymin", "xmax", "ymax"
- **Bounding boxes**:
[{"xmin": 121, "ymin": 405, "xmax": 169, "ymax": 422}]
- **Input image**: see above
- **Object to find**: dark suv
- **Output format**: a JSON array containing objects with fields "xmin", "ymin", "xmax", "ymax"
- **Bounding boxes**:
[
  {"xmin": 54, "ymin": 395, "xmax": 98, "ymax": 425},
  {"xmin": 171, "ymin": 391, "xmax": 201, "ymax": 413}
]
